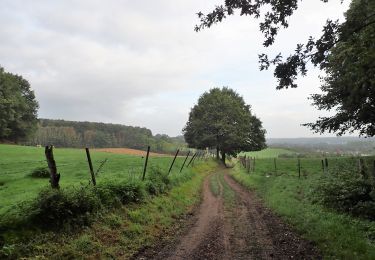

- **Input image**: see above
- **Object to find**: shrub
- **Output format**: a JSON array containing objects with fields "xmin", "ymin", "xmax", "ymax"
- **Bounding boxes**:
[
  {"xmin": 310, "ymin": 166, "xmax": 375, "ymax": 220},
  {"xmin": 29, "ymin": 186, "xmax": 101, "ymax": 229},
  {"xmin": 8, "ymin": 165, "xmax": 196, "ymax": 231},
  {"xmin": 96, "ymin": 180, "xmax": 146, "ymax": 205},
  {"xmin": 29, "ymin": 167, "xmax": 50, "ymax": 178},
  {"xmin": 145, "ymin": 167, "xmax": 170, "ymax": 195}
]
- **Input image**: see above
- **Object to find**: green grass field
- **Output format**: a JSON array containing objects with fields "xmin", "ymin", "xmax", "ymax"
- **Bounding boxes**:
[
  {"xmin": 239, "ymin": 148, "xmax": 295, "ymax": 158},
  {"xmin": 0, "ymin": 144, "xmax": 192, "ymax": 218},
  {"xmin": 0, "ymin": 144, "xmax": 215, "ymax": 258},
  {"xmin": 231, "ymin": 151, "xmax": 375, "ymax": 259}
]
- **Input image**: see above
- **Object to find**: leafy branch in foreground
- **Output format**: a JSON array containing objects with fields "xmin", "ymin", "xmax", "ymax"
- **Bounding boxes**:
[{"xmin": 196, "ymin": 0, "xmax": 375, "ymax": 136}]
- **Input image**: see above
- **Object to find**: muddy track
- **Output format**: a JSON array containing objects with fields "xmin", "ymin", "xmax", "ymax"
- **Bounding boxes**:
[{"xmin": 136, "ymin": 168, "xmax": 321, "ymax": 260}]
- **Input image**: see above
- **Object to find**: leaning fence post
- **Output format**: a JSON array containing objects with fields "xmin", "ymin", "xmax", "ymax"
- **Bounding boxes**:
[
  {"xmin": 85, "ymin": 148, "xmax": 96, "ymax": 186},
  {"xmin": 180, "ymin": 151, "xmax": 190, "ymax": 172},
  {"xmin": 142, "ymin": 146, "xmax": 150, "ymax": 181},
  {"xmin": 321, "ymin": 159, "xmax": 325, "ymax": 174},
  {"xmin": 168, "ymin": 149, "xmax": 180, "ymax": 174},
  {"xmin": 45, "ymin": 145, "xmax": 60, "ymax": 189},
  {"xmin": 186, "ymin": 153, "xmax": 197, "ymax": 167}
]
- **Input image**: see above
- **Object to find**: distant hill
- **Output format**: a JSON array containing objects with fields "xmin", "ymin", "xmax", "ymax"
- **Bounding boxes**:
[
  {"xmin": 25, "ymin": 119, "xmax": 186, "ymax": 153},
  {"xmin": 267, "ymin": 137, "xmax": 375, "ymax": 155}
]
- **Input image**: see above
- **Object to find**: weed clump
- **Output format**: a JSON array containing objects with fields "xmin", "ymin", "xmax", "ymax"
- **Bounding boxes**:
[
  {"xmin": 145, "ymin": 167, "xmax": 170, "ymax": 195},
  {"xmin": 310, "ymin": 164, "xmax": 375, "ymax": 220},
  {"xmin": 1, "ymin": 164, "xmax": 197, "ymax": 234},
  {"xmin": 29, "ymin": 186, "xmax": 101, "ymax": 229},
  {"xmin": 29, "ymin": 167, "xmax": 50, "ymax": 178}
]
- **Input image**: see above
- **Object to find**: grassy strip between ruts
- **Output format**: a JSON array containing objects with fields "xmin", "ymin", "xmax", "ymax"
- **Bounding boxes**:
[
  {"xmin": 1, "ymin": 161, "xmax": 217, "ymax": 259},
  {"xmin": 230, "ymin": 164, "xmax": 375, "ymax": 259}
]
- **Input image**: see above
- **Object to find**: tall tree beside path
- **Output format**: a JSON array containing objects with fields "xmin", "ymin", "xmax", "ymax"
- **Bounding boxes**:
[
  {"xmin": 196, "ymin": 0, "xmax": 375, "ymax": 136},
  {"xmin": 183, "ymin": 87, "xmax": 266, "ymax": 164},
  {"xmin": 0, "ymin": 66, "xmax": 39, "ymax": 143}
]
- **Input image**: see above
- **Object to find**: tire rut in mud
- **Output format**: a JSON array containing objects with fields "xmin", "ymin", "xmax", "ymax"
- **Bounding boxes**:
[{"xmin": 135, "ymin": 169, "xmax": 321, "ymax": 260}]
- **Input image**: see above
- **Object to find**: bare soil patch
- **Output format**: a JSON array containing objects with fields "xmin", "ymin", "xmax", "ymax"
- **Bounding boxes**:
[{"xmin": 135, "ymin": 168, "xmax": 321, "ymax": 259}]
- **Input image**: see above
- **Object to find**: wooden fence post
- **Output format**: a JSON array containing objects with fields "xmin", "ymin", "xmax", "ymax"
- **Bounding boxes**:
[
  {"xmin": 247, "ymin": 157, "xmax": 250, "ymax": 174},
  {"xmin": 358, "ymin": 158, "xmax": 367, "ymax": 178},
  {"xmin": 168, "ymin": 149, "xmax": 180, "ymax": 174},
  {"xmin": 45, "ymin": 145, "xmax": 60, "ymax": 189},
  {"xmin": 180, "ymin": 151, "xmax": 190, "ymax": 173},
  {"xmin": 142, "ymin": 146, "xmax": 150, "ymax": 181},
  {"xmin": 321, "ymin": 159, "xmax": 325, "ymax": 174},
  {"xmin": 85, "ymin": 148, "xmax": 96, "ymax": 186},
  {"xmin": 325, "ymin": 158, "xmax": 328, "ymax": 169},
  {"xmin": 253, "ymin": 157, "xmax": 256, "ymax": 172},
  {"xmin": 358, "ymin": 158, "xmax": 363, "ymax": 175},
  {"xmin": 186, "ymin": 153, "xmax": 197, "ymax": 168}
]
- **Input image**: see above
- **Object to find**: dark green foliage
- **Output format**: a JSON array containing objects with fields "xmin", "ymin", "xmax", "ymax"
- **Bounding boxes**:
[
  {"xmin": 183, "ymin": 87, "xmax": 266, "ymax": 163},
  {"xmin": 29, "ymin": 187, "xmax": 102, "ymax": 229},
  {"xmin": 145, "ymin": 167, "xmax": 170, "ymax": 195},
  {"xmin": 311, "ymin": 163, "xmax": 375, "ymax": 220},
  {"xmin": 197, "ymin": 0, "xmax": 375, "ymax": 137},
  {"xmin": 27, "ymin": 119, "xmax": 185, "ymax": 152},
  {"xmin": 96, "ymin": 180, "xmax": 146, "ymax": 206},
  {"xmin": 305, "ymin": 0, "xmax": 375, "ymax": 136},
  {"xmin": 29, "ymin": 167, "xmax": 50, "ymax": 178},
  {"xmin": 0, "ymin": 66, "xmax": 39, "ymax": 142},
  {"xmin": 15, "ymin": 167, "xmax": 190, "ymax": 230}
]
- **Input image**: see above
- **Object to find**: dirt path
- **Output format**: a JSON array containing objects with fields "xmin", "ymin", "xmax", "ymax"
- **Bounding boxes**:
[{"xmin": 136, "ymin": 168, "xmax": 321, "ymax": 259}]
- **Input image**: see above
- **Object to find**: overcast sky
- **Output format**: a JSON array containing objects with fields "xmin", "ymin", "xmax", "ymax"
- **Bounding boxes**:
[{"xmin": 0, "ymin": 0, "xmax": 351, "ymax": 138}]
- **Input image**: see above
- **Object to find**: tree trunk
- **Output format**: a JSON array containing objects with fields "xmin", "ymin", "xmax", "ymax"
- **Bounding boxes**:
[
  {"xmin": 216, "ymin": 147, "xmax": 219, "ymax": 160},
  {"xmin": 221, "ymin": 152, "xmax": 226, "ymax": 165}
]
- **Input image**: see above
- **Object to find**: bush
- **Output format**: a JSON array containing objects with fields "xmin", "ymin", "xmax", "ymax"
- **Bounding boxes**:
[
  {"xmin": 310, "ymin": 166, "xmax": 375, "ymax": 220},
  {"xmin": 145, "ymin": 167, "xmax": 170, "ymax": 195},
  {"xmin": 29, "ymin": 167, "xmax": 50, "ymax": 178},
  {"xmin": 96, "ymin": 180, "xmax": 146, "ymax": 206},
  {"xmin": 11, "ymin": 165, "xmax": 197, "ymax": 231},
  {"xmin": 29, "ymin": 186, "xmax": 101, "ymax": 229}
]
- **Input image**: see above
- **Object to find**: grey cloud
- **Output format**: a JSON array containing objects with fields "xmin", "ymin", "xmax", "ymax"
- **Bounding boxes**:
[{"xmin": 0, "ymin": 0, "xmax": 350, "ymax": 137}]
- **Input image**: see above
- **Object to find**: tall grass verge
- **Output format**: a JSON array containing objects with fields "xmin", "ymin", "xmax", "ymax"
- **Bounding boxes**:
[{"xmin": 230, "ymin": 164, "xmax": 375, "ymax": 259}]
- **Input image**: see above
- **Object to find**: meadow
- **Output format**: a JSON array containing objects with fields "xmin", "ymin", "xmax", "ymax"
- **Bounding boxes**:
[
  {"xmin": 0, "ymin": 144, "xmax": 215, "ymax": 258},
  {"xmin": 0, "ymin": 144, "xmax": 194, "ymax": 220},
  {"xmin": 239, "ymin": 147, "xmax": 295, "ymax": 158},
  {"xmin": 231, "ymin": 153, "xmax": 375, "ymax": 259}
]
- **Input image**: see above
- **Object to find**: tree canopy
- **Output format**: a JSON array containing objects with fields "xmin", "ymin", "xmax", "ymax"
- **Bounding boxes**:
[
  {"xmin": 27, "ymin": 119, "xmax": 186, "ymax": 153},
  {"xmin": 196, "ymin": 0, "xmax": 375, "ymax": 136},
  {"xmin": 304, "ymin": 0, "xmax": 375, "ymax": 136},
  {"xmin": 0, "ymin": 66, "xmax": 39, "ymax": 142},
  {"xmin": 183, "ymin": 87, "xmax": 266, "ymax": 164}
]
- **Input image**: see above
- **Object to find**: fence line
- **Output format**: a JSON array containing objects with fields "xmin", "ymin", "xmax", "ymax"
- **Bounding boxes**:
[{"xmin": 237, "ymin": 155, "xmax": 375, "ymax": 177}]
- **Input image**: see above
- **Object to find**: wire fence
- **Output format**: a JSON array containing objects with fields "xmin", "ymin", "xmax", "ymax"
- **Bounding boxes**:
[
  {"xmin": 0, "ymin": 146, "xmax": 214, "ymax": 186},
  {"xmin": 237, "ymin": 155, "xmax": 375, "ymax": 177}
]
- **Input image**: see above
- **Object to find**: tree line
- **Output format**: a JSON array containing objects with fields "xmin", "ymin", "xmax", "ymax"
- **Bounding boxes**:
[{"xmin": 25, "ymin": 119, "xmax": 185, "ymax": 153}]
